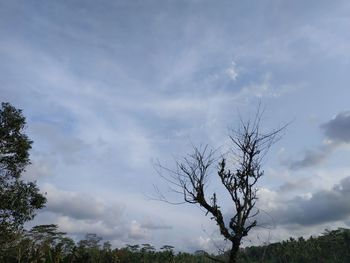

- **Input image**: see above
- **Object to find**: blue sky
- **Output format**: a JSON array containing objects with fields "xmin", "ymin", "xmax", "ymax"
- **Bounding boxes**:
[{"xmin": 1, "ymin": 0, "xmax": 350, "ymax": 252}]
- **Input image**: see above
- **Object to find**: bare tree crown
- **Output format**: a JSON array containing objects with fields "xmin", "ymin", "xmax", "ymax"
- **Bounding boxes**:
[{"xmin": 157, "ymin": 116, "xmax": 284, "ymax": 263}]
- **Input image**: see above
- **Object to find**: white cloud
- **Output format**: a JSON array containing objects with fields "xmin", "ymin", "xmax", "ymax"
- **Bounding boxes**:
[
  {"xmin": 225, "ymin": 61, "xmax": 238, "ymax": 81},
  {"xmin": 129, "ymin": 220, "xmax": 150, "ymax": 240},
  {"xmin": 23, "ymin": 156, "xmax": 53, "ymax": 181},
  {"xmin": 41, "ymin": 184, "xmax": 124, "ymax": 222}
]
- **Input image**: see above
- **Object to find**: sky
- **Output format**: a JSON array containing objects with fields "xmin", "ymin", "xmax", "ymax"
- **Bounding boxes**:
[{"xmin": 1, "ymin": 0, "xmax": 350, "ymax": 253}]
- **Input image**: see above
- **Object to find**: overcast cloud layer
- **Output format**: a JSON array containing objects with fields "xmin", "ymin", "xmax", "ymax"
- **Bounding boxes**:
[{"xmin": 2, "ymin": 0, "xmax": 350, "ymax": 252}]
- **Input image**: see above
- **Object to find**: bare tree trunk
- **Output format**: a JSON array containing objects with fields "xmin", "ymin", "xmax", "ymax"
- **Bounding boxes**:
[
  {"xmin": 228, "ymin": 241, "xmax": 240, "ymax": 263},
  {"xmin": 17, "ymin": 247, "xmax": 21, "ymax": 263}
]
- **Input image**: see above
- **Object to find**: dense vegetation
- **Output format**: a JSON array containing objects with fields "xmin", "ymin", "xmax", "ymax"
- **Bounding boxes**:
[
  {"xmin": 1, "ymin": 225, "xmax": 350, "ymax": 262},
  {"xmin": 239, "ymin": 228, "xmax": 350, "ymax": 263},
  {"xmin": 0, "ymin": 224, "xmax": 211, "ymax": 263}
]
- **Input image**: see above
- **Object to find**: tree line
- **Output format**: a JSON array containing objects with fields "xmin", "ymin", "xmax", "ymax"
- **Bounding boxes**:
[
  {"xmin": 2, "ymin": 224, "xmax": 350, "ymax": 262},
  {"xmin": 0, "ymin": 224, "xmax": 213, "ymax": 262},
  {"xmin": 239, "ymin": 228, "xmax": 350, "ymax": 263}
]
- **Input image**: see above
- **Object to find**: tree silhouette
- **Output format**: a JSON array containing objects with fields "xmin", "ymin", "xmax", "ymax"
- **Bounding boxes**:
[
  {"xmin": 158, "ymin": 114, "xmax": 284, "ymax": 263},
  {"xmin": 0, "ymin": 102, "xmax": 46, "ymax": 256}
]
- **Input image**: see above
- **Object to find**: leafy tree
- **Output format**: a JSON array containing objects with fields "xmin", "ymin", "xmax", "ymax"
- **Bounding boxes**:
[
  {"xmin": 77, "ymin": 233, "xmax": 104, "ymax": 262},
  {"xmin": 0, "ymin": 102, "xmax": 46, "ymax": 255},
  {"xmin": 78, "ymin": 233, "xmax": 103, "ymax": 250},
  {"xmin": 159, "ymin": 245, "xmax": 174, "ymax": 262},
  {"xmin": 158, "ymin": 115, "xmax": 284, "ymax": 263},
  {"xmin": 28, "ymin": 224, "xmax": 70, "ymax": 262}
]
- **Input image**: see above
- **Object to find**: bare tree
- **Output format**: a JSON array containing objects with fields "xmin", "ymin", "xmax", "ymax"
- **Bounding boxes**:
[{"xmin": 157, "ymin": 116, "xmax": 284, "ymax": 263}]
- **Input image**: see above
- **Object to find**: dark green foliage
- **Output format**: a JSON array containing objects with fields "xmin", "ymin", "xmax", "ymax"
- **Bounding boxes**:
[
  {"xmin": 28, "ymin": 224, "xmax": 73, "ymax": 262},
  {"xmin": 1, "ymin": 227, "xmax": 350, "ymax": 262},
  {"xmin": 237, "ymin": 228, "xmax": 350, "ymax": 263},
  {"xmin": 114, "ymin": 245, "xmax": 214, "ymax": 263},
  {"xmin": 0, "ymin": 224, "xmax": 75, "ymax": 263},
  {"xmin": 0, "ymin": 102, "xmax": 46, "ymax": 255},
  {"xmin": 0, "ymin": 226, "xmax": 217, "ymax": 262},
  {"xmin": 76, "ymin": 233, "xmax": 105, "ymax": 262},
  {"xmin": 0, "ymin": 102, "xmax": 31, "ymax": 179}
]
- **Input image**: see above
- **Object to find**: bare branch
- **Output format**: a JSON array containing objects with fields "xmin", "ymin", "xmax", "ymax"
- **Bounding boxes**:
[{"xmin": 156, "ymin": 111, "xmax": 285, "ymax": 263}]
